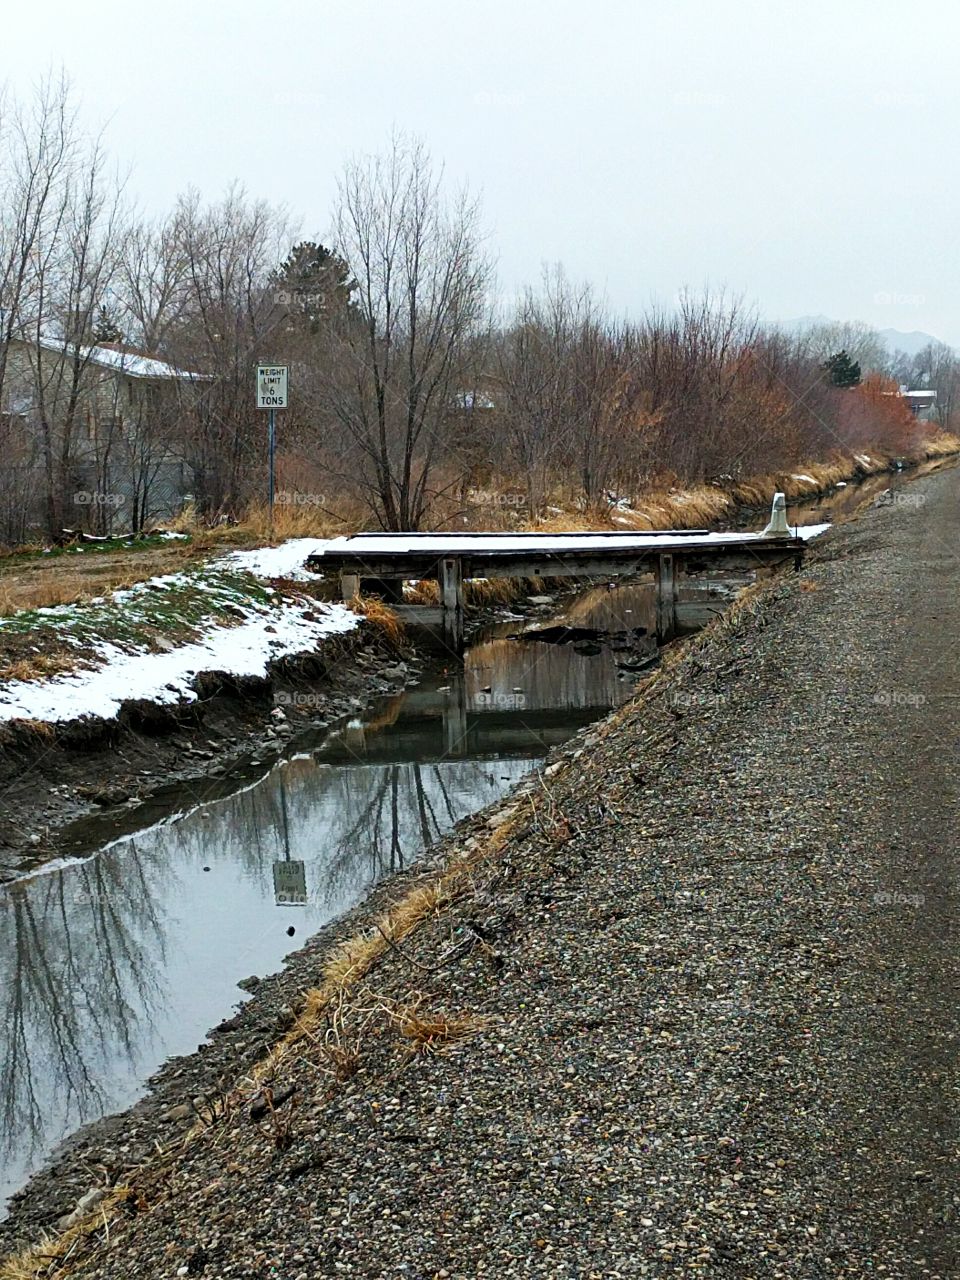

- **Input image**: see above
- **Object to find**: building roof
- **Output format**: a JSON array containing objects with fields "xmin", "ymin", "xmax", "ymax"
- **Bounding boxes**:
[{"xmin": 28, "ymin": 335, "xmax": 210, "ymax": 382}]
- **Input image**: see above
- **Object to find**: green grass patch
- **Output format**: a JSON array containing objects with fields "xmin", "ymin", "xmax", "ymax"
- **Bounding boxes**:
[
  {"xmin": 0, "ymin": 565, "xmax": 284, "ymax": 654},
  {"xmin": 0, "ymin": 532, "xmax": 192, "ymax": 567}
]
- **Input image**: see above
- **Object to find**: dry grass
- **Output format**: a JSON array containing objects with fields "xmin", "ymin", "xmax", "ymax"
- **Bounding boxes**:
[
  {"xmin": 9, "ymin": 718, "xmax": 56, "ymax": 741},
  {"xmin": 236, "ymin": 500, "xmax": 352, "ymax": 543},
  {"xmin": 172, "ymin": 497, "xmax": 365, "ymax": 548},
  {"xmin": 385, "ymin": 995, "xmax": 488, "ymax": 1055},
  {"xmin": 404, "ymin": 578, "xmax": 440, "ymax": 606},
  {"xmin": 405, "ymin": 576, "xmax": 534, "ymax": 608},
  {"xmin": 621, "ymin": 485, "xmax": 732, "ymax": 530},
  {"xmin": 465, "ymin": 577, "xmax": 527, "ymax": 605},
  {"xmin": 0, "ymin": 653, "xmax": 77, "ymax": 683},
  {"xmin": 923, "ymin": 431, "xmax": 960, "ymax": 458},
  {"xmin": 730, "ymin": 459, "xmax": 852, "ymax": 508},
  {"xmin": 0, "ymin": 563, "xmax": 184, "ymax": 616},
  {"xmin": 349, "ymin": 595, "xmax": 406, "ymax": 649},
  {"xmin": 525, "ymin": 511, "xmax": 605, "ymax": 534},
  {"xmin": 0, "ymin": 570, "xmax": 149, "ymax": 616},
  {"xmin": 0, "ymin": 1187, "xmax": 133, "ymax": 1280}
]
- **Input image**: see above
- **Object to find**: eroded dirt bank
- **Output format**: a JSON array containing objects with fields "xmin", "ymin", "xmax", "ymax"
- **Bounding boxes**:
[{"xmin": 3, "ymin": 467, "xmax": 959, "ymax": 1278}]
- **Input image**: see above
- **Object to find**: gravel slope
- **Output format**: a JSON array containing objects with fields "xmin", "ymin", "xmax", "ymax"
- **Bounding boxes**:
[{"xmin": 4, "ymin": 467, "xmax": 958, "ymax": 1279}]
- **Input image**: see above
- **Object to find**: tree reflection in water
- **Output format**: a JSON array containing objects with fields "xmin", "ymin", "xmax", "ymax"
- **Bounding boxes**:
[
  {"xmin": 0, "ymin": 615, "xmax": 642, "ymax": 1209},
  {"xmin": 0, "ymin": 751, "xmax": 531, "ymax": 1208}
]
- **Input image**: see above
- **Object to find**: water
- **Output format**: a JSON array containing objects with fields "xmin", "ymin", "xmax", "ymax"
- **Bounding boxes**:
[
  {"xmin": 0, "ymin": 588, "xmax": 657, "ymax": 1209},
  {"xmin": 780, "ymin": 458, "xmax": 953, "ymax": 528}
]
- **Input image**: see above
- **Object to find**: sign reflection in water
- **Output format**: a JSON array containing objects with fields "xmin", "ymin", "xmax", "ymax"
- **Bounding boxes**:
[{"xmin": 0, "ymin": 588, "xmax": 649, "ymax": 1209}]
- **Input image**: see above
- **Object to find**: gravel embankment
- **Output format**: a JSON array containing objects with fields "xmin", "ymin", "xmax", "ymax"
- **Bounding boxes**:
[{"xmin": 4, "ymin": 467, "xmax": 958, "ymax": 1278}]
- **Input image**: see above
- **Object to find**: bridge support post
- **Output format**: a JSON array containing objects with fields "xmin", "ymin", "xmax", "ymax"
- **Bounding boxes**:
[
  {"xmin": 655, "ymin": 552, "xmax": 678, "ymax": 641},
  {"xmin": 443, "ymin": 677, "xmax": 468, "ymax": 757},
  {"xmin": 440, "ymin": 556, "xmax": 464, "ymax": 653},
  {"xmin": 340, "ymin": 572, "xmax": 360, "ymax": 602}
]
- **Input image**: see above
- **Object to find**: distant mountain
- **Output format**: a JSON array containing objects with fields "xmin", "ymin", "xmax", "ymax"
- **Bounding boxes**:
[
  {"xmin": 782, "ymin": 314, "xmax": 831, "ymax": 332},
  {"xmin": 780, "ymin": 316, "xmax": 950, "ymax": 359},
  {"xmin": 876, "ymin": 328, "xmax": 946, "ymax": 358}
]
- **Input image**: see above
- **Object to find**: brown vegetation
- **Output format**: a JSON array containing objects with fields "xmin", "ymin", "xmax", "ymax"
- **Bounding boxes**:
[{"xmin": 1, "ymin": 82, "xmax": 957, "ymax": 551}]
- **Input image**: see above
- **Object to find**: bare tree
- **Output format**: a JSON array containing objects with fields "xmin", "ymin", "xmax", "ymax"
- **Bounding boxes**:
[
  {"xmin": 496, "ymin": 266, "xmax": 633, "ymax": 513},
  {"xmin": 121, "ymin": 214, "xmax": 190, "ymax": 352},
  {"xmin": 162, "ymin": 186, "xmax": 293, "ymax": 515},
  {"xmin": 26, "ymin": 132, "xmax": 128, "ymax": 535},
  {"xmin": 802, "ymin": 318, "xmax": 888, "ymax": 375},
  {"xmin": 0, "ymin": 76, "xmax": 75, "ymax": 541},
  {"xmin": 320, "ymin": 135, "xmax": 492, "ymax": 529}
]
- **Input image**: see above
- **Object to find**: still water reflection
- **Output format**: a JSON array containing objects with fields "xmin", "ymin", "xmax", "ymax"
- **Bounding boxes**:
[{"xmin": 0, "ymin": 599, "xmax": 647, "ymax": 1208}]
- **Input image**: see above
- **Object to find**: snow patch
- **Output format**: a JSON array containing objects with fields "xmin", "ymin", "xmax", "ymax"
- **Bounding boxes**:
[
  {"xmin": 791, "ymin": 523, "xmax": 831, "ymax": 540},
  {"xmin": 0, "ymin": 598, "xmax": 357, "ymax": 724},
  {"xmin": 223, "ymin": 538, "xmax": 332, "ymax": 581},
  {"xmin": 319, "ymin": 529, "xmax": 823, "ymax": 555}
]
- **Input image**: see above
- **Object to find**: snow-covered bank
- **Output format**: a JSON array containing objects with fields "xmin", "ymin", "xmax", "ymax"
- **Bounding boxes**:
[
  {"xmin": 0, "ymin": 597, "xmax": 357, "ymax": 724},
  {"xmin": 0, "ymin": 538, "xmax": 355, "ymax": 726}
]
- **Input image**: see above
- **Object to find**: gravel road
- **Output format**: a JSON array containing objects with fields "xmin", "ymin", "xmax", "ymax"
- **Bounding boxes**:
[{"xmin": 4, "ymin": 466, "xmax": 957, "ymax": 1278}]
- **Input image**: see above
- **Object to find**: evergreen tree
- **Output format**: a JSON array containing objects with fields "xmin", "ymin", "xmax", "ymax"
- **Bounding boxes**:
[
  {"xmin": 822, "ymin": 349, "xmax": 861, "ymax": 388},
  {"xmin": 92, "ymin": 305, "xmax": 124, "ymax": 344},
  {"xmin": 273, "ymin": 241, "xmax": 355, "ymax": 332}
]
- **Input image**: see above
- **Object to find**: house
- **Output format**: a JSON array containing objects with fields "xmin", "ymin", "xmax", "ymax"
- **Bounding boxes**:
[
  {"xmin": 1, "ymin": 335, "xmax": 209, "ymax": 534},
  {"xmin": 900, "ymin": 387, "xmax": 938, "ymax": 421}
]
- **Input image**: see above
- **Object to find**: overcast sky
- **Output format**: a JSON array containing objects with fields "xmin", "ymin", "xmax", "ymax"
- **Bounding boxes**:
[{"xmin": 4, "ymin": 0, "xmax": 958, "ymax": 341}]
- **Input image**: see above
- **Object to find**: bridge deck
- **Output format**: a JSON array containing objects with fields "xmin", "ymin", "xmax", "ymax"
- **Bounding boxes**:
[
  {"xmin": 307, "ymin": 525, "xmax": 827, "ymax": 579},
  {"xmin": 306, "ymin": 517, "xmax": 829, "ymax": 648}
]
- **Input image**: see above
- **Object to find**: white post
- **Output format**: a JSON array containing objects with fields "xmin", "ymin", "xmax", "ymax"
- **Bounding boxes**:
[
  {"xmin": 340, "ymin": 572, "xmax": 360, "ymax": 602},
  {"xmin": 762, "ymin": 492, "xmax": 790, "ymax": 537}
]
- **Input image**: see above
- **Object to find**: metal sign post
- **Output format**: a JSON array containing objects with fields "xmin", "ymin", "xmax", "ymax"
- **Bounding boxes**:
[{"xmin": 256, "ymin": 365, "xmax": 288, "ymax": 528}]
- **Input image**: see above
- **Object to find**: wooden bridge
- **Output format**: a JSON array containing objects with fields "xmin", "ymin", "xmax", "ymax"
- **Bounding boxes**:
[{"xmin": 308, "ymin": 495, "xmax": 825, "ymax": 649}]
